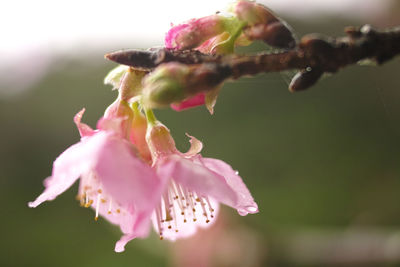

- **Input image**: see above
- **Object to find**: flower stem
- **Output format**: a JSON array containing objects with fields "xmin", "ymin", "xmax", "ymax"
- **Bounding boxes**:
[
  {"xmin": 144, "ymin": 108, "xmax": 157, "ymax": 125},
  {"xmin": 131, "ymin": 101, "xmax": 140, "ymax": 115}
]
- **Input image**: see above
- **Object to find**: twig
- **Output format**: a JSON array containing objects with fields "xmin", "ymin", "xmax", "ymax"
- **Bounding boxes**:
[{"xmin": 105, "ymin": 25, "xmax": 400, "ymax": 92}]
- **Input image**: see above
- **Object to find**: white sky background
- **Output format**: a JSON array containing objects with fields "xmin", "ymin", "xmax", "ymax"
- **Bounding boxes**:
[{"xmin": 0, "ymin": 0, "xmax": 394, "ymax": 96}]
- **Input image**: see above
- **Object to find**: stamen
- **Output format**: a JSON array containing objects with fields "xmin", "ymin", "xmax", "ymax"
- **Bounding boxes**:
[
  {"xmin": 163, "ymin": 194, "xmax": 173, "ymax": 222},
  {"xmin": 198, "ymin": 195, "xmax": 210, "ymax": 223},
  {"xmin": 204, "ymin": 196, "xmax": 214, "ymax": 211},
  {"xmin": 95, "ymin": 194, "xmax": 101, "ymax": 221},
  {"xmin": 170, "ymin": 199, "xmax": 178, "ymax": 231},
  {"xmin": 84, "ymin": 199, "xmax": 93, "ymax": 208},
  {"xmin": 155, "ymin": 206, "xmax": 163, "ymax": 239},
  {"xmin": 156, "ymin": 182, "xmax": 216, "ymax": 237},
  {"xmin": 172, "ymin": 182, "xmax": 187, "ymax": 214}
]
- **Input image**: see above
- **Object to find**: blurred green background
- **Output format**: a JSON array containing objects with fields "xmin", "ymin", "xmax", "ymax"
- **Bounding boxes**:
[{"xmin": 1, "ymin": 14, "xmax": 400, "ymax": 267}]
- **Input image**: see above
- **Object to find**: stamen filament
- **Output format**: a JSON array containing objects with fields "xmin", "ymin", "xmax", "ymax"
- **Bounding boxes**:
[{"xmin": 95, "ymin": 194, "xmax": 101, "ymax": 221}]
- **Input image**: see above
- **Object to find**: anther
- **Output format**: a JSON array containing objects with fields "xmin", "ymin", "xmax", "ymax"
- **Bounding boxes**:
[
  {"xmin": 84, "ymin": 199, "xmax": 93, "ymax": 208},
  {"xmin": 108, "ymin": 199, "xmax": 112, "ymax": 214}
]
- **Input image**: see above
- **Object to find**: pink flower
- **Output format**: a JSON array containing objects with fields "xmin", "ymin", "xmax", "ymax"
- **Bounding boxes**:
[
  {"xmin": 28, "ymin": 109, "xmax": 163, "ymax": 252},
  {"xmin": 146, "ymin": 121, "xmax": 258, "ymax": 241}
]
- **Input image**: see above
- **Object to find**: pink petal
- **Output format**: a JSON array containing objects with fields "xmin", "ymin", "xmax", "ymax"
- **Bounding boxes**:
[
  {"xmin": 78, "ymin": 176, "xmax": 153, "ymax": 252},
  {"xmin": 157, "ymin": 155, "xmax": 237, "ymax": 207},
  {"xmin": 28, "ymin": 132, "xmax": 109, "ymax": 208},
  {"xmin": 94, "ymin": 135, "xmax": 163, "ymax": 212},
  {"xmin": 200, "ymin": 158, "xmax": 259, "ymax": 216},
  {"xmin": 115, "ymin": 233, "xmax": 137, "ymax": 253},
  {"xmin": 165, "ymin": 24, "xmax": 190, "ymax": 49},
  {"xmin": 74, "ymin": 108, "xmax": 95, "ymax": 137},
  {"xmin": 170, "ymin": 93, "xmax": 205, "ymax": 111},
  {"xmin": 114, "ymin": 210, "xmax": 154, "ymax": 252},
  {"xmin": 165, "ymin": 16, "xmax": 225, "ymax": 50},
  {"xmin": 96, "ymin": 116, "xmax": 124, "ymax": 134}
]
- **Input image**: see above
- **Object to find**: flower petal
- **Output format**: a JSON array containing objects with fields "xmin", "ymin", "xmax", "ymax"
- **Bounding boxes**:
[
  {"xmin": 165, "ymin": 23, "xmax": 190, "ymax": 49},
  {"xmin": 94, "ymin": 135, "xmax": 163, "ymax": 213},
  {"xmin": 29, "ymin": 141, "xmax": 90, "ymax": 207},
  {"xmin": 113, "ymin": 209, "xmax": 154, "ymax": 252},
  {"xmin": 157, "ymin": 155, "xmax": 237, "ymax": 207},
  {"xmin": 74, "ymin": 108, "xmax": 95, "ymax": 137},
  {"xmin": 28, "ymin": 131, "xmax": 126, "ymax": 208},
  {"xmin": 170, "ymin": 93, "xmax": 206, "ymax": 111},
  {"xmin": 115, "ymin": 233, "xmax": 137, "ymax": 253},
  {"xmin": 200, "ymin": 158, "xmax": 259, "ymax": 216}
]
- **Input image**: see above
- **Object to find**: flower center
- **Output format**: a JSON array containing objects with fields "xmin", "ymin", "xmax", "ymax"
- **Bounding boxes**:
[
  {"xmin": 76, "ymin": 173, "xmax": 124, "ymax": 221},
  {"xmin": 155, "ymin": 180, "xmax": 216, "ymax": 240}
]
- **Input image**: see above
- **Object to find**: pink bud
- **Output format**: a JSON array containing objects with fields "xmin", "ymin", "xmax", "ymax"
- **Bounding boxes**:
[
  {"xmin": 231, "ymin": 0, "xmax": 278, "ymax": 25},
  {"xmin": 165, "ymin": 15, "xmax": 226, "ymax": 50}
]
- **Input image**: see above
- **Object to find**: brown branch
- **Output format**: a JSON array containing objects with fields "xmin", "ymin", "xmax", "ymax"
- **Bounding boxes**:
[
  {"xmin": 105, "ymin": 48, "xmax": 222, "ymax": 71},
  {"xmin": 105, "ymin": 24, "xmax": 400, "ymax": 92}
]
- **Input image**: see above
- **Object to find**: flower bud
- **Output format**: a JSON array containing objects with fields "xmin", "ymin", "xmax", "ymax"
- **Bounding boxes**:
[
  {"xmin": 229, "ymin": 0, "xmax": 278, "ymax": 25},
  {"xmin": 230, "ymin": 1, "xmax": 296, "ymax": 49},
  {"xmin": 289, "ymin": 68, "xmax": 323, "ymax": 92},
  {"xmin": 165, "ymin": 15, "xmax": 226, "ymax": 50},
  {"xmin": 142, "ymin": 63, "xmax": 227, "ymax": 111},
  {"xmin": 146, "ymin": 121, "xmax": 177, "ymax": 161},
  {"xmin": 141, "ymin": 63, "xmax": 189, "ymax": 108},
  {"xmin": 243, "ymin": 21, "xmax": 296, "ymax": 49},
  {"xmin": 197, "ymin": 32, "xmax": 232, "ymax": 54}
]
